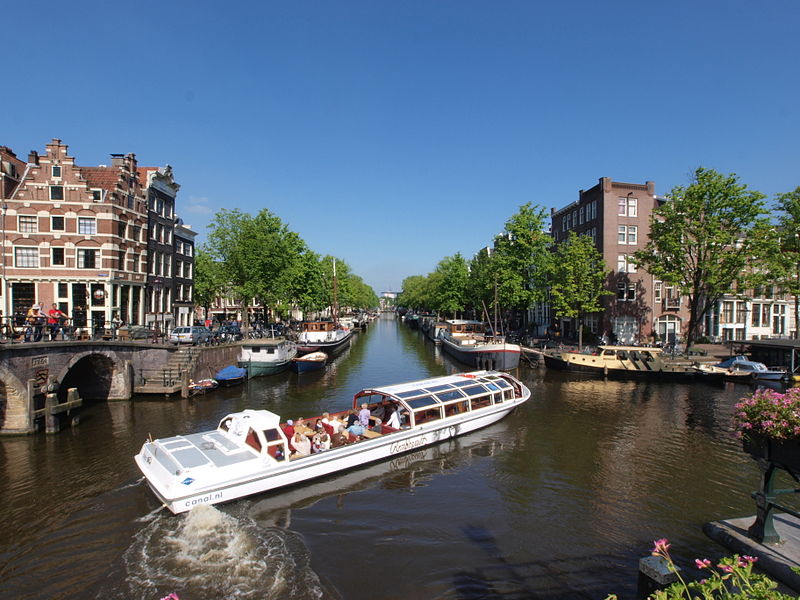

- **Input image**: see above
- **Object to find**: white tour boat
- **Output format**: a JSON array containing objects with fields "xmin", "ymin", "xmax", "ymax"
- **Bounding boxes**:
[{"xmin": 134, "ymin": 370, "xmax": 531, "ymax": 514}]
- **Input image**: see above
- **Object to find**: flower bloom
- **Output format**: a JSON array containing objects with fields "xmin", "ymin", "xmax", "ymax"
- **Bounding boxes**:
[
  {"xmin": 652, "ymin": 538, "xmax": 670, "ymax": 555},
  {"xmin": 695, "ymin": 558, "xmax": 712, "ymax": 569}
]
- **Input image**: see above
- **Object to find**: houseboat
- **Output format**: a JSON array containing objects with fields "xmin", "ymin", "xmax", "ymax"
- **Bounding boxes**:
[
  {"xmin": 238, "ymin": 339, "xmax": 298, "ymax": 378},
  {"xmin": 542, "ymin": 345, "xmax": 723, "ymax": 382},
  {"xmin": 134, "ymin": 370, "xmax": 531, "ymax": 514},
  {"xmin": 296, "ymin": 320, "xmax": 352, "ymax": 356},
  {"xmin": 440, "ymin": 319, "xmax": 521, "ymax": 370}
]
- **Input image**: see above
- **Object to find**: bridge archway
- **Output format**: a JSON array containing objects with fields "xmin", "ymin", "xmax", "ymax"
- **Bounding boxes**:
[
  {"xmin": 0, "ymin": 365, "xmax": 30, "ymax": 432},
  {"xmin": 57, "ymin": 351, "xmax": 129, "ymax": 402}
]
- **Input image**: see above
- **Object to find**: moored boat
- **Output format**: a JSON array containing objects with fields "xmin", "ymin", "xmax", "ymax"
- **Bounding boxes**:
[
  {"xmin": 188, "ymin": 378, "xmax": 218, "ymax": 395},
  {"xmin": 296, "ymin": 320, "xmax": 352, "ymax": 356},
  {"xmin": 440, "ymin": 319, "xmax": 521, "ymax": 370},
  {"xmin": 714, "ymin": 355, "xmax": 788, "ymax": 381},
  {"xmin": 542, "ymin": 345, "xmax": 722, "ymax": 382},
  {"xmin": 238, "ymin": 339, "xmax": 297, "ymax": 378},
  {"xmin": 291, "ymin": 351, "xmax": 328, "ymax": 373},
  {"xmin": 214, "ymin": 365, "xmax": 247, "ymax": 387},
  {"xmin": 134, "ymin": 370, "xmax": 531, "ymax": 514}
]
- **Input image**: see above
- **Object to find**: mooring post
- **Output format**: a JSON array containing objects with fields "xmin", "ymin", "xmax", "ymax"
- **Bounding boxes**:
[
  {"xmin": 637, "ymin": 555, "xmax": 679, "ymax": 599},
  {"xmin": 181, "ymin": 370, "xmax": 189, "ymax": 398},
  {"xmin": 45, "ymin": 393, "xmax": 59, "ymax": 434}
]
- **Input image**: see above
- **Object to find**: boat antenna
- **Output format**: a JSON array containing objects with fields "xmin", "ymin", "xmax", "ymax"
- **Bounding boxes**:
[{"xmin": 332, "ymin": 258, "xmax": 339, "ymax": 326}]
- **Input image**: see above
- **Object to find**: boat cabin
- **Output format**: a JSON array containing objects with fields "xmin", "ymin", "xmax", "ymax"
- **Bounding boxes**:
[
  {"xmin": 446, "ymin": 320, "xmax": 486, "ymax": 335},
  {"xmin": 219, "ymin": 410, "xmax": 289, "ymax": 463},
  {"xmin": 301, "ymin": 320, "xmax": 340, "ymax": 333}
]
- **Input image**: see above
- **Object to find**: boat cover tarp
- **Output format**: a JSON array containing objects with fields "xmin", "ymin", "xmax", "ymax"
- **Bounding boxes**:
[{"xmin": 215, "ymin": 365, "xmax": 247, "ymax": 380}]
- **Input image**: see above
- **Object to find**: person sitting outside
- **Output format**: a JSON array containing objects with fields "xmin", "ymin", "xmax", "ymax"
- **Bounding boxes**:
[
  {"xmin": 358, "ymin": 403, "xmax": 371, "ymax": 427},
  {"xmin": 294, "ymin": 418, "xmax": 315, "ymax": 437},
  {"xmin": 292, "ymin": 431, "xmax": 311, "ymax": 457},
  {"xmin": 369, "ymin": 418, "xmax": 383, "ymax": 434},
  {"xmin": 347, "ymin": 419, "xmax": 365, "ymax": 439},
  {"xmin": 312, "ymin": 430, "xmax": 331, "ymax": 453},
  {"xmin": 345, "ymin": 409, "xmax": 359, "ymax": 428},
  {"xmin": 282, "ymin": 420, "xmax": 295, "ymax": 453}
]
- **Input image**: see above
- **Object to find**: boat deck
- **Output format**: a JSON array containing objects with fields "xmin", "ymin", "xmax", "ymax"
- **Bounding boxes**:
[{"xmin": 153, "ymin": 430, "xmax": 257, "ymax": 471}]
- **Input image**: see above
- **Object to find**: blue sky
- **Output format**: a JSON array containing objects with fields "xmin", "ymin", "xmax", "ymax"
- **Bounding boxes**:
[{"xmin": 3, "ymin": 1, "xmax": 798, "ymax": 293}]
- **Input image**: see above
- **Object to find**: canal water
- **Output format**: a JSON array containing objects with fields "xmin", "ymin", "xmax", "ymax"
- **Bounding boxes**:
[{"xmin": 0, "ymin": 315, "xmax": 772, "ymax": 599}]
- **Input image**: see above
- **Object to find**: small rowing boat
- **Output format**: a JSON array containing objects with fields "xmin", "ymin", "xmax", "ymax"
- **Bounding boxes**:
[
  {"xmin": 291, "ymin": 351, "xmax": 328, "ymax": 373},
  {"xmin": 134, "ymin": 370, "xmax": 531, "ymax": 514}
]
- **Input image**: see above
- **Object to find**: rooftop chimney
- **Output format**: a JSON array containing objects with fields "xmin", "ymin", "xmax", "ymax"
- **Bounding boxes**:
[{"xmin": 28, "ymin": 150, "xmax": 39, "ymax": 165}]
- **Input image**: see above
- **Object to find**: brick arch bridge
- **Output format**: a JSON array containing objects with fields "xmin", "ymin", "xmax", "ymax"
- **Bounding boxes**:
[{"xmin": 0, "ymin": 341, "xmax": 174, "ymax": 434}]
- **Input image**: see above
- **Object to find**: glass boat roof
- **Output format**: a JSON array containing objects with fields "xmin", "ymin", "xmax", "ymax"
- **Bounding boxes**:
[{"xmin": 367, "ymin": 372, "xmax": 513, "ymax": 407}]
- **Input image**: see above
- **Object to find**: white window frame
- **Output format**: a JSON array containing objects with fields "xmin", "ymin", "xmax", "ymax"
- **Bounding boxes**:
[
  {"xmin": 77, "ymin": 248, "xmax": 98, "ymax": 269},
  {"xmin": 78, "ymin": 217, "xmax": 97, "ymax": 235},
  {"xmin": 627, "ymin": 225, "xmax": 638, "ymax": 245},
  {"xmin": 628, "ymin": 197, "xmax": 638, "ymax": 217},
  {"xmin": 18, "ymin": 215, "xmax": 37, "ymax": 233},
  {"xmin": 14, "ymin": 247, "xmax": 38, "ymax": 267}
]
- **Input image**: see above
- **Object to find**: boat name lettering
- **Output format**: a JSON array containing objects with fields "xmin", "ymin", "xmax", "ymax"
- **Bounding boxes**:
[
  {"xmin": 184, "ymin": 492, "xmax": 223, "ymax": 508},
  {"xmin": 390, "ymin": 437, "xmax": 427, "ymax": 454}
]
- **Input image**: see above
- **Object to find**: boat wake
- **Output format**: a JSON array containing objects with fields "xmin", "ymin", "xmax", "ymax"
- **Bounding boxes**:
[{"xmin": 116, "ymin": 504, "xmax": 327, "ymax": 599}]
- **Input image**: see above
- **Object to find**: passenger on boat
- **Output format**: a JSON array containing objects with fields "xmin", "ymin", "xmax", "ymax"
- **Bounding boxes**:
[
  {"xmin": 282, "ymin": 420, "xmax": 296, "ymax": 452},
  {"xmin": 314, "ymin": 418, "xmax": 324, "ymax": 433},
  {"xmin": 358, "ymin": 403, "xmax": 371, "ymax": 427},
  {"xmin": 385, "ymin": 407, "xmax": 401, "ymax": 430},
  {"xmin": 373, "ymin": 399, "xmax": 392, "ymax": 422},
  {"xmin": 294, "ymin": 418, "xmax": 315, "ymax": 437},
  {"xmin": 292, "ymin": 431, "xmax": 311, "ymax": 457},
  {"xmin": 321, "ymin": 412, "xmax": 331, "ymax": 425},
  {"xmin": 329, "ymin": 414, "xmax": 346, "ymax": 434},
  {"xmin": 369, "ymin": 419, "xmax": 382, "ymax": 433},
  {"xmin": 312, "ymin": 430, "xmax": 331, "ymax": 452},
  {"xmin": 347, "ymin": 420, "xmax": 365, "ymax": 438},
  {"xmin": 346, "ymin": 409, "xmax": 359, "ymax": 428}
]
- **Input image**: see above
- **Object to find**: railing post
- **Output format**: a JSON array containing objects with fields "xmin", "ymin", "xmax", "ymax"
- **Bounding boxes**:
[{"xmin": 748, "ymin": 461, "xmax": 781, "ymax": 543}]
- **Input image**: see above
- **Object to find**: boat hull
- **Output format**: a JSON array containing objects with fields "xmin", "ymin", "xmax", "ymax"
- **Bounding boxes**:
[
  {"xmin": 135, "ymin": 399, "xmax": 524, "ymax": 514},
  {"xmin": 542, "ymin": 350, "xmax": 704, "ymax": 381},
  {"xmin": 292, "ymin": 356, "xmax": 327, "ymax": 373},
  {"xmin": 296, "ymin": 331, "xmax": 352, "ymax": 356},
  {"xmin": 440, "ymin": 337, "xmax": 521, "ymax": 370},
  {"xmin": 239, "ymin": 360, "xmax": 292, "ymax": 378}
]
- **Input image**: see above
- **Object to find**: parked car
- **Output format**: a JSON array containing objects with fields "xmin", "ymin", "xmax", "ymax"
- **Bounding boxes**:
[{"xmin": 169, "ymin": 326, "xmax": 212, "ymax": 345}]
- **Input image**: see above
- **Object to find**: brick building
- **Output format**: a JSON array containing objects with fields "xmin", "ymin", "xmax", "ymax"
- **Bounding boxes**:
[
  {"xmin": 173, "ymin": 219, "xmax": 197, "ymax": 327},
  {"xmin": 551, "ymin": 177, "xmax": 691, "ymax": 345},
  {"xmin": 0, "ymin": 139, "xmax": 194, "ymax": 334}
]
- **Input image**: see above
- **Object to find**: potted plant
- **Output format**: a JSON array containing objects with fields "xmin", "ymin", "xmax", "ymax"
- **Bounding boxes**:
[{"xmin": 733, "ymin": 387, "xmax": 800, "ymax": 472}]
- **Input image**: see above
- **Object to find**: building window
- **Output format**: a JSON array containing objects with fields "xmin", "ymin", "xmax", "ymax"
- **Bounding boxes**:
[
  {"xmin": 628, "ymin": 197, "xmax": 638, "ymax": 217},
  {"xmin": 77, "ymin": 249, "xmax": 97, "ymax": 269},
  {"xmin": 52, "ymin": 247, "xmax": 65, "ymax": 265},
  {"xmin": 51, "ymin": 216, "xmax": 65, "ymax": 231},
  {"xmin": 751, "ymin": 303, "xmax": 761, "ymax": 327},
  {"xmin": 50, "ymin": 185, "xmax": 64, "ymax": 200},
  {"xmin": 18, "ymin": 215, "xmax": 37, "ymax": 233},
  {"xmin": 618, "ymin": 226, "xmax": 627, "ymax": 244},
  {"xmin": 52, "ymin": 165, "xmax": 62, "ymax": 178},
  {"xmin": 118, "ymin": 221, "xmax": 127, "ymax": 238},
  {"xmin": 654, "ymin": 281, "xmax": 662, "ymax": 303},
  {"xmin": 92, "ymin": 189, "xmax": 102, "ymax": 202},
  {"xmin": 78, "ymin": 217, "xmax": 97, "ymax": 235},
  {"xmin": 665, "ymin": 286, "xmax": 680, "ymax": 309},
  {"xmin": 616, "ymin": 282, "xmax": 636, "ymax": 301},
  {"xmin": 617, "ymin": 255, "xmax": 636, "ymax": 273},
  {"xmin": 14, "ymin": 247, "xmax": 38, "ymax": 267},
  {"xmin": 627, "ymin": 225, "xmax": 637, "ymax": 245},
  {"xmin": 58, "ymin": 283, "xmax": 68, "ymax": 298},
  {"xmin": 618, "ymin": 197, "xmax": 627, "ymax": 215}
]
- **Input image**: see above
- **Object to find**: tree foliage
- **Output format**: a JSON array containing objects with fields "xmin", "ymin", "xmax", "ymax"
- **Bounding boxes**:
[
  {"xmin": 548, "ymin": 232, "xmax": 611, "ymax": 348},
  {"xmin": 770, "ymin": 187, "xmax": 800, "ymax": 339},
  {"xmin": 633, "ymin": 167, "xmax": 770, "ymax": 349}
]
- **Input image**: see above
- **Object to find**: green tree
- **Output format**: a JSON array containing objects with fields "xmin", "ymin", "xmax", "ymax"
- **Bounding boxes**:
[
  {"xmin": 491, "ymin": 203, "xmax": 552, "ymax": 316},
  {"xmin": 467, "ymin": 247, "xmax": 496, "ymax": 314},
  {"xmin": 205, "ymin": 208, "xmax": 309, "ymax": 328},
  {"xmin": 398, "ymin": 275, "xmax": 431, "ymax": 312},
  {"xmin": 548, "ymin": 232, "xmax": 611, "ymax": 349},
  {"xmin": 771, "ymin": 187, "xmax": 800, "ymax": 339},
  {"xmin": 194, "ymin": 247, "xmax": 225, "ymax": 317},
  {"xmin": 430, "ymin": 253, "xmax": 469, "ymax": 318},
  {"xmin": 633, "ymin": 167, "xmax": 770, "ymax": 350}
]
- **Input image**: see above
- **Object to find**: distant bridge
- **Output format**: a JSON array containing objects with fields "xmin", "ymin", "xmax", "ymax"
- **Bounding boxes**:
[{"xmin": 0, "ymin": 341, "xmax": 239, "ymax": 434}]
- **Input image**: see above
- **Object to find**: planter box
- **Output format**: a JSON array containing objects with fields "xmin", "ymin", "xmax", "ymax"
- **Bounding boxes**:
[{"xmin": 743, "ymin": 435, "xmax": 800, "ymax": 473}]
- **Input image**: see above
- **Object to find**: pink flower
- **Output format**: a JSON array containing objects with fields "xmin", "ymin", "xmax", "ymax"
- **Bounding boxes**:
[
  {"xmin": 652, "ymin": 538, "xmax": 671, "ymax": 555},
  {"xmin": 719, "ymin": 563, "xmax": 734, "ymax": 573},
  {"xmin": 695, "ymin": 558, "xmax": 712, "ymax": 569}
]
